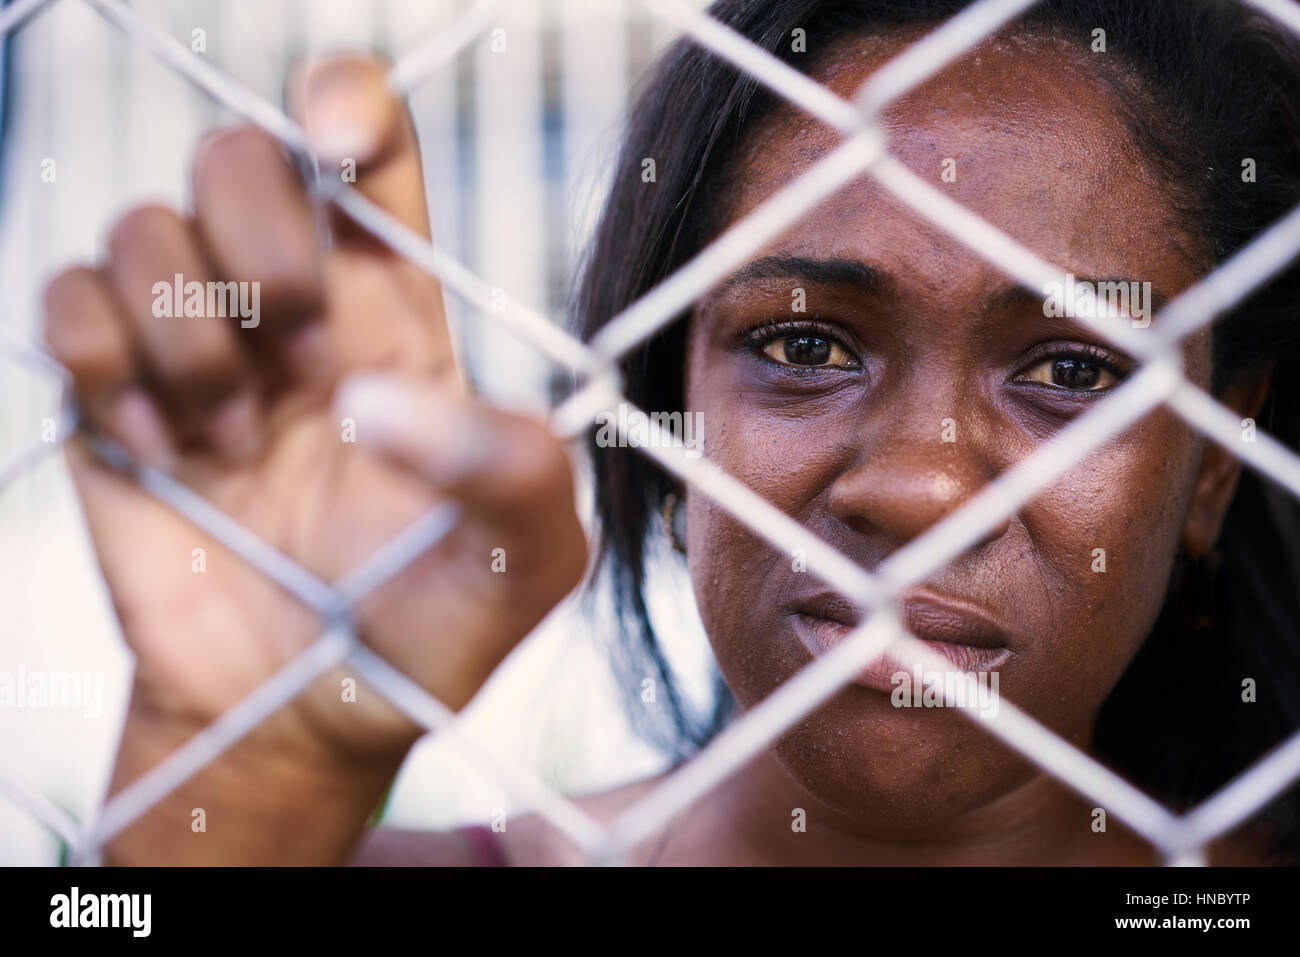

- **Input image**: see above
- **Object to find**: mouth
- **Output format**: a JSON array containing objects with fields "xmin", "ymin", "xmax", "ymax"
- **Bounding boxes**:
[{"xmin": 789, "ymin": 591, "xmax": 1013, "ymax": 693}]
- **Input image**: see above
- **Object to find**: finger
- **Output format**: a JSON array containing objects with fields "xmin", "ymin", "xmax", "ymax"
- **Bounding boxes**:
[
  {"xmin": 192, "ymin": 126, "xmax": 326, "ymax": 377},
  {"xmin": 291, "ymin": 52, "xmax": 461, "ymax": 393},
  {"xmin": 104, "ymin": 204, "xmax": 259, "ymax": 459},
  {"xmin": 43, "ymin": 266, "xmax": 175, "ymax": 469},
  {"xmin": 292, "ymin": 53, "xmax": 431, "ymax": 241},
  {"xmin": 332, "ymin": 372, "xmax": 576, "ymax": 515}
]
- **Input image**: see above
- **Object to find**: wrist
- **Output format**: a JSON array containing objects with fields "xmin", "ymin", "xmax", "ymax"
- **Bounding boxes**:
[{"xmin": 101, "ymin": 695, "xmax": 409, "ymax": 865}]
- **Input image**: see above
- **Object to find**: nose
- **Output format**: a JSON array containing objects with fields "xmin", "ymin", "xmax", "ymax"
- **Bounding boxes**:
[{"xmin": 827, "ymin": 410, "xmax": 1011, "ymax": 555}]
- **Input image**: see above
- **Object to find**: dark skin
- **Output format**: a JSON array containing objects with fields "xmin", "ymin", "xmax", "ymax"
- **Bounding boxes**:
[
  {"xmin": 370, "ymin": 29, "xmax": 1274, "ymax": 866},
  {"xmin": 666, "ymin": 29, "xmax": 1273, "ymax": 864},
  {"xmin": 48, "ymin": 35, "xmax": 1272, "ymax": 866}
]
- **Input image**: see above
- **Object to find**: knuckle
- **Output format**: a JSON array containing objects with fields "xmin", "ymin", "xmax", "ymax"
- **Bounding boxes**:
[
  {"xmin": 42, "ymin": 268, "xmax": 126, "ymax": 384},
  {"xmin": 107, "ymin": 203, "xmax": 183, "ymax": 258},
  {"xmin": 43, "ymin": 266, "xmax": 98, "ymax": 326},
  {"xmin": 195, "ymin": 126, "xmax": 286, "ymax": 187},
  {"xmin": 502, "ymin": 416, "xmax": 573, "ymax": 499}
]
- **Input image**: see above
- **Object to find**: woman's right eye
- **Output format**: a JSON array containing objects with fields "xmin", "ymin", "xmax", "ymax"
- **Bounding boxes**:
[{"xmin": 751, "ymin": 324, "xmax": 857, "ymax": 369}]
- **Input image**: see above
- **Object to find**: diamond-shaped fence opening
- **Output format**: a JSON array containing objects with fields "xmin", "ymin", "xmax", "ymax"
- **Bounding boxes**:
[{"xmin": 1, "ymin": 0, "xmax": 1299, "ymax": 866}]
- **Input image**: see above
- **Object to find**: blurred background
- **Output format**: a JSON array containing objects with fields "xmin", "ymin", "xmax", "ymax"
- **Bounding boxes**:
[{"xmin": 0, "ymin": 0, "xmax": 719, "ymax": 864}]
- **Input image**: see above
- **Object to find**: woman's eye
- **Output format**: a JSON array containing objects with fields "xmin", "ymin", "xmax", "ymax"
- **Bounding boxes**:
[
  {"xmin": 761, "ymin": 335, "xmax": 854, "ymax": 368},
  {"xmin": 1020, "ymin": 356, "xmax": 1122, "ymax": 392}
]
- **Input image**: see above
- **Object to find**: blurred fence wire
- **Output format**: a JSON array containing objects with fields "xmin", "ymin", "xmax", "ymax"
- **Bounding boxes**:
[{"xmin": 1, "ymin": 0, "xmax": 1300, "ymax": 866}]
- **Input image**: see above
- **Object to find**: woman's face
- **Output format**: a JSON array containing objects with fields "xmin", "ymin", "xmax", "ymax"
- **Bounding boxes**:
[{"xmin": 682, "ymin": 29, "xmax": 1248, "ymax": 830}]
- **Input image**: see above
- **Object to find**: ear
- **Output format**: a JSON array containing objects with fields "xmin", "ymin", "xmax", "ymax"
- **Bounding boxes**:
[{"xmin": 1181, "ymin": 365, "xmax": 1274, "ymax": 558}]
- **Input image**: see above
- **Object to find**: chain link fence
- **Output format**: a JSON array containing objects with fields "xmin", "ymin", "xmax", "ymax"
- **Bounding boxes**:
[{"xmin": 2, "ymin": 0, "xmax": 1300, "ymax": 866}]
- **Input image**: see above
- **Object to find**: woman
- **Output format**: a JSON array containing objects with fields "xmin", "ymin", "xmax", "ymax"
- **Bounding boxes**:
[{"xmin": 41, "ymin": 0, "xmax": 1300, "ymax": 865}]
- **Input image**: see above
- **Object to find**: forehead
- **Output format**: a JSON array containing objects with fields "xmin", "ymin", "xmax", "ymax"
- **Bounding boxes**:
[{"xmin": 716, "ymin": 26, "xmax": 1203, "ymax": 293}]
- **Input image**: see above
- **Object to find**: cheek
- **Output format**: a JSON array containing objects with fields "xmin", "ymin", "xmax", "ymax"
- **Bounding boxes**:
[
  {"xmin": 684, "ymin": 360, "xmax": 1204, "ymax": 723},
  {"xmin": 682, "ymin": 383, "xmax": 831, "ymax": 699},
  {"xmin": 1012, "ymin": 409, "xmax": 1202, "ymax": 712}
]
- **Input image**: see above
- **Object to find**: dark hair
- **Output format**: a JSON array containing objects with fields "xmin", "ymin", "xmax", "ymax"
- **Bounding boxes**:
[{"xmin": 571, "ymin": 0, "xmax": 1300, "ymax": 857}]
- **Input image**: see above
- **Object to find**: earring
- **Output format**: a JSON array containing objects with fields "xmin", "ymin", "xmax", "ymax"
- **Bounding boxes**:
[{"xmin": 661, "ymin": 492, "xmax": 687, "ymax": 554}]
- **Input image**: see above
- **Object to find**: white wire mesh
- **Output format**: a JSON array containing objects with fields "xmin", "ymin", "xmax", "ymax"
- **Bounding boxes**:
[{"xmin": 0, "ymin": 0, "xmax": 1297, "ymax": 866}]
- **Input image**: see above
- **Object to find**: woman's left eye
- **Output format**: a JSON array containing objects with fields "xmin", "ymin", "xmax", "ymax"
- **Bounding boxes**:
[
  {"xmin": 1018, "ymin": 354, "xmax": 1125, "ymax": 392},
  {"xmin": 760, "ymin": 335, "xmax": 855, "ymax": 368}
]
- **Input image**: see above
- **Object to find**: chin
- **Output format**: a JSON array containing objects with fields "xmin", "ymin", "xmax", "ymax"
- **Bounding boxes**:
[{"xmin": 768, "ymin": 691, "xmax": 1041, "ymax": 832}]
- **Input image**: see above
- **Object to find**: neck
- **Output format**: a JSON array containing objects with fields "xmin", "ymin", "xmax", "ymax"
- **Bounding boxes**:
[{"xmin": 704, "ymin": 748, "xmax": 1154, "ymax": 866}]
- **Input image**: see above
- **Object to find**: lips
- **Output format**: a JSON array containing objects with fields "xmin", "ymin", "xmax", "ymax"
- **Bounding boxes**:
[{"xmin": 789, "ymin": 590, "xmax": 1012, "ymax": 692}]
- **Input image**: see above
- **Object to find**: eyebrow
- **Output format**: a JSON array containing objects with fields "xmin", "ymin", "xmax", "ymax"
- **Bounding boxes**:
[
  {"xmin": 714, "ymin": 254, "xmax": 1169, "ymax": 319},
  {"xmin": 993, "ymin": 280, "xmax": 1170, "ymax": 317},
  {"xmin": 713, "ymin": 255, "xmax": 890, "ymax": 299}
]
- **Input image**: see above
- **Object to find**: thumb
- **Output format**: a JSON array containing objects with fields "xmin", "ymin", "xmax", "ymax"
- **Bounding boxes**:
[
  {"xmin": 333, "ymin": 373, "xmax": 576, "ymax": 513},
  {"xmin": 292, "ymin": 52, "xmax": 431, "ymax": 240}
]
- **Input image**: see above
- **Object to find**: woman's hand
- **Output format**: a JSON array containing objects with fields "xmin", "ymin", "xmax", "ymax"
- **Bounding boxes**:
[{"xmin": 41, "ymin": 54, "xmax": 587, "ymax": 864}]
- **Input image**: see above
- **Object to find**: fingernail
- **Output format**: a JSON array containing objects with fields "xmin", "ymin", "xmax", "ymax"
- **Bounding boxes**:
[
  {"xmin": 209, "ymin": 392, "xmax": 261, "ymax": 461},
  {"xmin": 108, "ymin": 388, "xmax": 175, "ymax": 471},
  {"xmin": 333, "ymin": 373, "xmax": 487, "ymax": 485},
  {"xmin": 302, "ymin": 57, "xmax": 383, "ymax": 162}
]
